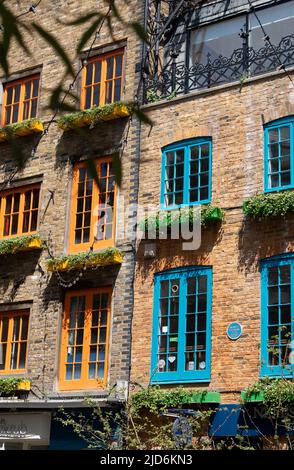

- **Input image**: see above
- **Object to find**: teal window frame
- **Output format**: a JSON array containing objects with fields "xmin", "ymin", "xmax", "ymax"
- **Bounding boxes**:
[
  {"xmin": 260, "ymin": 253, "xmax": 294, "ymax": 378},
  {"xmin": 264, "ymin": 116, "xmax": 294, "ymax": 193},
  {"xmin": 151, "ymin": 266, "xmax": 212, "ymax": 384},
  {"xmin": 160, "ymin": 138, "xmax": 212, "ymax": 210}
]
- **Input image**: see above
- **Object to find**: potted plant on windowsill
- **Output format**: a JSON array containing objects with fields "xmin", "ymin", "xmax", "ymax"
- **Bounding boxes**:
[
  {"xmin": 16, "ymin": 378, "xmax": 31, "ymax": 392},
  {"xmin": 46, "ymin": 247, "xmax": 123, "ymax": 272},
  {"xmin": 0, "ymin": 377, "xmax": 30, "ymax": 399},
  {"xmin": 0, "ymin": 234, "xmax": 43, "ymax": 256},
  {"xmin": 0, "ymin": 118, "xmax": 44, "ymax": 142}
]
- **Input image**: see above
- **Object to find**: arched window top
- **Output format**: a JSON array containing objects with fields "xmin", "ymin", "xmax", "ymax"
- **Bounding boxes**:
[
  {"xmin": 264, "ymin": 116, "xmax": 294, "ymax": 193},
  {"xmin": 162, "ymin": 136, "xmax": 212, "ymax": 152},
  {"xmin": 161, "ymin": 137, "xmax": 212, "ymax": 209},
  {"xmin": 264, "ymin": 115, "xmax": 294, "ymax": 129}
]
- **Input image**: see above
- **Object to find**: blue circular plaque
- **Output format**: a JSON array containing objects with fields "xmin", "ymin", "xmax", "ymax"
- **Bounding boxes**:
[{"xmin": 227, "ymin": 322, "xmax": 242, "ymax": 340}]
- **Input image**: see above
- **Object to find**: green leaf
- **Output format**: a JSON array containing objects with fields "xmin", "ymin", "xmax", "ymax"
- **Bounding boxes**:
[
  {"xmin": 130, "ymin": 22, "xmax": 149, "ymax": 43},
  {"xmin": 48, "ymin": 84, "xmax": 78, "ymax": 112},
  {"xmin": 59, "ymin": 12, "xmax": 100, "ymax": 26},
  {"xmin": 0, "ymin": 3, "xmax": 31, "ymax": 74},
  {"xmin": 133, "ymin": 107, "xmax": 153, "ymax": 127},
  {"xmin": 32, "ymin": 23, "xmax": 75, "ymax": 77},
  {"xmin": 77, "ymin": 17, "xmax": 103, "ymax": 53}
]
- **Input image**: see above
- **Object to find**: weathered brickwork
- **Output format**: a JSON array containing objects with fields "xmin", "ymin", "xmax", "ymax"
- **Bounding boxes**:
[
  {"xmin": 0, "ymin": 0, "xmax": 142, "ymax": 398},
  {"xmin": 131, "ymin": 71, "xmax": 294, "ymax": 402}
]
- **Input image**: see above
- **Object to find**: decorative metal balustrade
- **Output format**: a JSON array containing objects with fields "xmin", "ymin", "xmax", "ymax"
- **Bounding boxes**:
[{"xmin": 143, "ymin": 33, "xmax": 294, "ymax": 103}]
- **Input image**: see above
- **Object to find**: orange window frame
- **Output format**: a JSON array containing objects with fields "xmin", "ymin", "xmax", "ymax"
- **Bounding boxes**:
[
  {"xmin": 59, "ymin": 288, "xmax": 112, "ymax": 391},
  {"xmin": 0, "ymin": 310, "xmax": 30, "ymax": 374},
  {"xmin": 0, "ymin": 184, "xmax": 41, "ymax": 239},
  {"xmin": 2, "ymin": 74, "xmax": 40, "ymax": 126},
  {"xmin": 81, "ymin": 48, "xmax": 124, "ymax": 109},
  {"xmin": 69, "ymin": 157, "xmax": 117, "ymax": 254}
]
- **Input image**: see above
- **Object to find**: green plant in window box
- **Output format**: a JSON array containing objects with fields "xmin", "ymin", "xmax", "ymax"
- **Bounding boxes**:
[
  {"xmin": 138, "ymin": 205, "xmax": 224, "ymax": 236},
  {"xmin": 243, "ymin": 191, "xmax": 294, "ymax": 220},
  {"xmin": 242, "ymin": 378, "xmax": 294, "ymax": 418},
  {"xmin": 0, "ymin": 377, "xmax": 31, "ymax": 397},
  {"xmin": 0, "ymin": 118, "xmax": 44, "ymax": 142},
  {"xmin": 0, "ymin": 234, "xmax": 43, "ymax": 256},
  {"xmin": 131, "ymin": 386, "xmax": 221, "ymax": 413},
  {"xmin": 57, "ymin": 102, "xmax": 133, "ymax": 131},
  {"xmin": 47, "ymin": 247, "xmax": 123, "ymax": 272}
]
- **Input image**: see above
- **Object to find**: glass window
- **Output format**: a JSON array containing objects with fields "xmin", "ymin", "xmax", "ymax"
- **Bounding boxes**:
[
  {"xmin": 69, "ymin": 158, "xmax": 116, "ymax": 253},
  {"xmin": 151, "ymin": 267, "xmax": 212, "ymax": 383},
  {"xmin": 161, "ymin": 139, "xmax": 212, "ymax": 208},
  {"xmin": 264, "ymin": 117, "xmax": 293, "ymax": 192},
  {"xmin": 0, "ymin": 310, "xmax": 29, "ymax": 373},
  {"xmin": 249, "ymin": 2, "xmax": 294, "ymax": 51},
  {"xmin": 190, "ymin": 16, "xmax": 244, "ymax": 65},
  {"xmin": 2, "ymin": 76, "xmax": 40, "ymax": 126},
  {"xmin": 82, "ymin": 49, "xmax": 124, "ymax": 109},
  {"xmin": 59, "ymin": 288, "xmax": 111, "ymax": 390},
  {"xmin": 0, "ymin": 185, "xmax": 40, "ymax": 238},
  {"xmin": 260, "ymin": 255, "xmax": 294, "ymax": 377}
]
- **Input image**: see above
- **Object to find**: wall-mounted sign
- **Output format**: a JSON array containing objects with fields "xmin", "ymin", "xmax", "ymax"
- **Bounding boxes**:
[
  {"xmin": 227, "ymin": 322, "xmax": 243, "ymax": 341},
  {"xmin": 0, "ymin": 413, "xmax": 51, "ymax": 443}
]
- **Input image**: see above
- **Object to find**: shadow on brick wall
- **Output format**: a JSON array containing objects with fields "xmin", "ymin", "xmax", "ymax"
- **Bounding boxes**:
[
  {"xmin": 54, "ymin": 119, "xmax": 128, "ymax": 171},
  {"xmin": 136, "ymin": 222, "xmax": 224, "ymax": 282},
  {"xmin": 238, "ymin": 214, "xmax": 294, "ymax": 274},
  {"xmin": 0, "ymin": 250, "xmax": 43, "ymax": 301}
]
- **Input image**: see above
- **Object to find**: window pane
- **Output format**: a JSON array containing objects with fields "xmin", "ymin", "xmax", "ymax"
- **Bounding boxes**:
[
  {"xmin": 106, "ymin": 57, "xmax": 114, "ymax": 79},
  {"xmin": 115, "ymin": 54, "xmax": 123, "ymax": 76},
  {"xmin": 6, "ymin": 87, "xmax": 13, "ymax": 105},
  {"xmin": 190, "ymin": 16, "xmax": 244, "ymax": 64},
  {"xmin": 14, "ymin": 85, "xmax": 21, "ymax": 102},
  {"xmin": 12, "ymin": 105, "xmax": 19, "ymax": 123},
  {"xmin": 19, "ymin": 343, "xmax": 27, "ymax": 369},
  {"xmin": 114, "ymin": 78, "xmax": 121, "ymax": 102},
  {"xmin": 33, "ymin": 79, "xmax": 39, "ymax": 97},
  {"xmin": 86, "ymin": 63, "xmax": 93, "ymax": 85},
  {"xmin": 1, "ymin": 318, "xmax": 9, "ymax": 342},
  {"xmin": 105, "ymin": 81, "xmax": 113, "ymax": 103},
  {"xmin": 25, "ymin": 82, "xmax": 31, "ymax": 100},
  {"xmin": 249, "ymin": 2, "xmax": 294, "ymax": 50},
  {"xmin": 85, "ymin": 87, "xmax": 92, "ymax": 109},
  {"xmin": 94, "ymin": 61, "xmax": 101, "ymax": 83},
  {"xmin": 93, "ymin": 85, "xmax": 100, "ymax": 106}
]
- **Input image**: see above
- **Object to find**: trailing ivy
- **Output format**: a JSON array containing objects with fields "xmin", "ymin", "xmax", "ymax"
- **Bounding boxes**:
[
  {"xmin": 243, "ymin": 191, "xmax": 294, "ymax": 220},
  {"xmin": 0, "ymin": 377, "xmax": 30, "ymax": 396},
  {"xmin": 0, "ymin": 234, "xmax": 43, "ymax": 256},
  {"xmin": 57, "ymin": 101, "xmax": 133, "ymax": 130},
  {"xmin": 138, "ymin": 205, "xmax": 224, "ymax": 235},
  {"xmin": 47, "ymin": 247, "xmax": 123, "ymax": 271}
]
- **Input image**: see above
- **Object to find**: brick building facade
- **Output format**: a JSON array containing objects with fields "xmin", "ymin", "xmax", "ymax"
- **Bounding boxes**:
[
  {"xmin": 1, "ymin": 0, "xmax": 294, "ymax": 450},
  {"xmin": 0, "ymin": 0, "xmax": 142, "ymax": 449},
  {"xmin": 131, "ymin": 0, "xmax": 294, "ymax": 443}
]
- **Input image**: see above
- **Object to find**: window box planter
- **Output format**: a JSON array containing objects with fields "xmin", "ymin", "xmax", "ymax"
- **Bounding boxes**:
[
  {"xmin": 57, "ymin": 102, "xmax": 132, "ymax": 131},
  {"xmin": 47, "ymin": 247, "xmax": 123, "ymax": 272},
  {"xmin": 241, "ymin": 390, "xmax": 264, "ymax": 403},
  {"xmin": 0, "ymin": 234, "xmax": 43, "ymax": 256},
  {"xmin": 185, "ymin": 391, "xmax": 221, "ymax": 404},
  {"xmin": 139, "ymin": 205, "xmax": 224, "ymax": 236},
  {"xmin": 0, "ymin": 118, "xmax": 44, "ymax": 142},
  {"xmin": 243, "ymin": 191, "xmax": 294, "ymax": 220},
  {"xmin": 16, "ymin": 379, "xmax": 31, "ymax": 392},
  {"xmin": 0, "ymin": 377, "xmax": 31, "ymax": 397}
]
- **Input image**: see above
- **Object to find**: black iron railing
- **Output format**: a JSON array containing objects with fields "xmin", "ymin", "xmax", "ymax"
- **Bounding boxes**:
[{"xmin": 144, "ymin": 33, "xmax": 294, "ymax": 103}]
